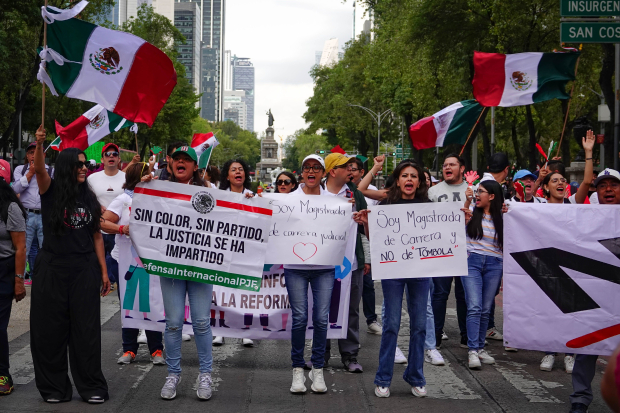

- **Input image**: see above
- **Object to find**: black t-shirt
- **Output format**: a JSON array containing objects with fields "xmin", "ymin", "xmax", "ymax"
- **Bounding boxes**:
[
  {"xmin": 379, "ymin": 197, "xmax": 430, "ymax": 205},
  {"xmin": 41, "ymin": 180, "xmax": 96, "ymax": 255}
]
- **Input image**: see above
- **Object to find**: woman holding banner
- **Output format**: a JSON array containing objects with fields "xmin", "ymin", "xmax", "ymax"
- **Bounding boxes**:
[
  {"xmin": 461, "ymin": 180, "xmax": 504, "ymax": 370},
  {"xmin": 100, "ymin": 163, "xmax": 165, "ymax": 367},
  {"xmin": 30, "ymin": 126, "xmax": 110, "ymax": 404}
]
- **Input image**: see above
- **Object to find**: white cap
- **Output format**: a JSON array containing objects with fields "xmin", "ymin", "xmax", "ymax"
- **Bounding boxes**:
[
  {"xmin": 301, "ymin": 154, "xmax": 325, "ymax": 170},
  {"xmin": 431, "ymin": 176, "xmax": 439, "ymax": 183},
  {"xmin": 89, "ymin": 159, "xmax": 96, "ymax": 166},
  {"xmin": 593, "ymin": 168, "xmax": 620, "ymax": 187}
]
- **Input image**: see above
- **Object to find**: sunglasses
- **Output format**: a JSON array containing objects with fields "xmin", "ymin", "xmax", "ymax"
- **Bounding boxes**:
[
  {"xmin": 276, "ymin": 179, "xmax": 292, "ymax": 186},
  {"xmin": 74, "ymin": 161, "xmax": 86, "ymax": 169},
  {"xmin": 104, "ymin": 151, "xmax": 119, "ymax": 158},
  {"xmin": 302, "ymin": 165, "xmax": 323, "ymax": 173}
]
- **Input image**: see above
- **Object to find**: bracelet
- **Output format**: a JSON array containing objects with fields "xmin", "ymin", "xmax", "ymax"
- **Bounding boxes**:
[
  {"xmin": 118, "ymin": 225, "xmax": 124, "ymax": 234},
  {"xmin": 585, "ymin": 158, "xmax": 593, "ymax": 160}
]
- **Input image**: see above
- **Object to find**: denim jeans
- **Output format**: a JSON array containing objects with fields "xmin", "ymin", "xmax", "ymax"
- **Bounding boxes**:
[
  {"xmin": 375, "ymin": 278, "xmax": 429, "ymax": 388},
  {"xmin": 160, "ymin": 277, "xmax": 213, "ymax": 374},
  {"xmin": 25, "ymin": 212, "xmax": 43, "ymax": 278},
  {"xmin": 461, "ymin": 253, "xmax": 503, "ymax": 350},
  {"xmin": 284, "ymin": 268, "xmax": 334, "ymax": 369},
  {"xmin": 432, "ymin": 276, "xmax": 467, "ymax": 341},
  {"xmin": 102, "ymin": 234, "xmax": 118, "ymax": 285},
  {"xmin": 362, "ymin": 270, "xmax": 377, "ymax": 324},
  {"xmin": 425, "ymin": 281, "xmax": 436, "ymax": 350}
]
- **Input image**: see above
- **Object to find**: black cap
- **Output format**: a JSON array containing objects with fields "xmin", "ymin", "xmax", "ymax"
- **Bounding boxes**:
[{"xmin": 488, "ymin": 152, "xmax": 510, "ymax": 173}]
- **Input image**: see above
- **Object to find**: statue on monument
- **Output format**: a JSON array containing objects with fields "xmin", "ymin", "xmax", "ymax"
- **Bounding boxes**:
[{"xmin": 266, "ymin": 109, "xmax": 275, "ymax": 127}]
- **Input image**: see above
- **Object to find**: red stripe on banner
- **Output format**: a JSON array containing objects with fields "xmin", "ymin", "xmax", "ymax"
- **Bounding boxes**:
[
  {"xmin": 472, "ymin": 51, "xmax": 506, "ymax": 107},
  {"xmin": 114, "ymin": 43, "xmax": 177, "ymax": 127},
  {"xmin": 566, "ymin": 323, "xmax": 620, "ymax": 348},
  {"xmin": 134, "ymin": 187, "xmax": 192, "ymax": 201},
  {"xmin": 216, "ymin": 200, "xmax": 273, "ymax": 216},
  {"xmin": 420, "ymin": 255, "xmax": 454, "ymax": 260},
  {"xmin": 408, "ymin": 116, "xmax": 437, "ymax": 150},
  {"xmin": 380, "ymin": 261, "xmax": 398, "ymax": 264}
]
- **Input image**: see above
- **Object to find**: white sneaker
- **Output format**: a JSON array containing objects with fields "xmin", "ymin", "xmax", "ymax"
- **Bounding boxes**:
[
  {"xmin": 441, "ymin": 331, "xmax": 448, "ymax": 340},
  {"xmin": 394, "ymin": 346, "xmax": 407, "ymax": 364},
  {"xmin": 290, "ymin": 367, "xmax": 306, "ymax": 393},
  {"xmin": 504, "ymin": 347, "xmax": 518, "ymax": 352},
  {"xmin": 375, "ymin": 386, "xmax": 390, "ymax": 398},
  {"xmin": 468, "ymin": 350, "xmax": 481, "ymax": 369},
  {"xmin": 367, "ymin": 321, "xmax": 382, "ymax": 335},
  {"xmin": 564, "ymin": 355, "xmax": 575, "ymax": 374},
  {"xmin": 424, "ymin": 349, "xmax": 445, "ymax": 366},
  {"xmin": 411, "ymin": 386, "xmax": 427, "ymax": 397},
  {"xmin": 540, "ymin": 354, "xmax": 555, "ymax": 371},
  {"xmin": 212, "ymin": 336, "xmax": 224, "ymax": 345},
  {"xmin": 309, "ymin": 367, "xmax": 327, "ymax": 393},
  {"xmin": 160, "ymin": 374, "xmax": 181, "ymax": 400},
  {"xmin": 242, "ymin": 338, "xmax": 254, "ymax": 347},
  {"xmin": 137, "ymin": 330, "xmax": 147, "ymax": 344},
  {"xmin": 182, "ymin": 334, "xmax": 191, "ymax": 342},
  {"xmin": 486, "ymin": 327, "xmax": 503, "ymax": 341},
  {"xmin": 477, "ymin": 349, "xmax": 495, "ymax": 365}
]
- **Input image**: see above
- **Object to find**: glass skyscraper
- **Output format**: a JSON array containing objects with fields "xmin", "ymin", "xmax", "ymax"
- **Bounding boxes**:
[
  {"xmin": 232, "ymin": 57, "xmax": 254, "ymax": 132},
  {"xmin": 174, "ymin": 2, "xmax": 202, "ymax": 94}
]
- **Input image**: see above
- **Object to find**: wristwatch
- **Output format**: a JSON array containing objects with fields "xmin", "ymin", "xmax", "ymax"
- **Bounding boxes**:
[{"xmin": 15, "ymin": 274, "xmax": 24, "ymax": 279}]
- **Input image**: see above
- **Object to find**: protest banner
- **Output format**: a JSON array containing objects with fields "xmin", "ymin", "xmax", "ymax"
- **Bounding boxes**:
[
  {"xmin": 504, "ymin": 204, "xmax": 620, "ymax": 356},
  {"xmin": 263, "ymin": 193, "xmax": 352, "ymax": 265},
  {"xmin": 130, "ymin": 181, "xmax": 273, "ymax": 291},
  {"xmin": 368, "ymin": 202, "xmax": 467, "ymax": 280}
]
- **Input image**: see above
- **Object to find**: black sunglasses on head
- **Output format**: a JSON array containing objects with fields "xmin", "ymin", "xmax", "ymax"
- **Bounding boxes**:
[{"xmin": 276, "ymin": 179, "xmax": 292, "ymax": 186}]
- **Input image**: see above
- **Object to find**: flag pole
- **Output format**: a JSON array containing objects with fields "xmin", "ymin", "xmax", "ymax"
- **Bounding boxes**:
[
  {"xmin": 41, "ymin": 0, "xmax": 48, "ymax": 127},
  {"xmin": 459, "ymin": 107, "xmax": 488, "ymax": 157},
  {"xmin": 134, "ymin": 132, "xmax": 139, "ymax": 154},
  {"xmin": 555, "ymin": 46, "xmax": 582, "ymax": 158}
]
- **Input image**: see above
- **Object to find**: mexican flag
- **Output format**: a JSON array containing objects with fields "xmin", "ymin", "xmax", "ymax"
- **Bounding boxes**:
[
  {"xmin": 40, "ymin": 3, "xmax": 176, "ymax": 126},
  {"xmin": 49, "ymin": 137, "xmax": 61, "ymax": 152},
  {"xmin": 472, "ymin": 51, "xmax": 579, "ymax": 107},
  {"xmin": 55, "ymin": 105, "xmax": 134, "ymax": 151},
  {"xmin": 408, "ymin": 100, "xmax": 483, "ymax": 150},
  {"xmin": 191, "ymin": 133, "xmax": 220, "ymax": 168}
]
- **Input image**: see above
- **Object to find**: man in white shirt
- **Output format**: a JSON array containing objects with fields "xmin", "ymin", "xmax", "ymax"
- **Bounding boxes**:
[{"xmin": 88, "ymin": 143, "xmax": 126, "ymax": 287}]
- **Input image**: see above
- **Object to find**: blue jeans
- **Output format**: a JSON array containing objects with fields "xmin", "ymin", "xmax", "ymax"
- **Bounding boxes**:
[
  {"xmin": 25, "ymin": 212, "xmax": 43, "ymax": 278},
  {"xmin": 425, "ymin": 281, "xmax": 436, "ymax": 350},
  {"xmin": 160, "ymin": 277, "xmax": 213, "ymax": 374},
  {"xmin": 432, "ymin": 276, "xmax": 467, "ymax": 341},
  {"xmin": 284, "ymin": 268, "xmax": 334, "ymax": 369},
  {"xmin": 461, "ymin": 253, "xmax": 503, "ymax": 351},
  {"xmin": 375, "ymin": 278, "xmax": 429, "ymax": 388},
  {"xmin": 102, "ymin": 234, "xmax": 118, "ymax": 285},
  {"xmin": 362, "ymin": 270, "xmax": 377, "ymax": 324}
]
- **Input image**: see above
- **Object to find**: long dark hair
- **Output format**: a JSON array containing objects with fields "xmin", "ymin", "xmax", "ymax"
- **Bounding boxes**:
[
  {"xmin": 466, "ymin": 180, "xmax": 504, "ymax": 250},
  {"xmin": 219, "ymin": 159, "xmax": 251, "ymax": 191},
  {"xmin": 168, "ymin": 157, "xmax": 205, "ymax": 186},
  {"xmin": 0, "ymin": 179, "xmax": 26, "ymax": 223},
  {"xmin": 542, "ymin": 171, "xmax": 564, "ymax": 199},
  {"xmin": 274, "ymin": 171, "xmax": 298, "ymax": 193},
  {"xmin": 385, "ymin": 161, "xmax": 428, "ymax": 203},
  {"xmin": 50, "ymin": 148, "xmax": 102, "ymax": 235}
]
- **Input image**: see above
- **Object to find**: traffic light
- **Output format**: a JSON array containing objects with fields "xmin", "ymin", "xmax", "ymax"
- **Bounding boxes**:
[
  {"xmin": 315, "ymin": 150, "xmax": 326, "ymax": 154},
  {"xmin": 390, "ymin": 152, "xmax": 396, "ymax": 156}
]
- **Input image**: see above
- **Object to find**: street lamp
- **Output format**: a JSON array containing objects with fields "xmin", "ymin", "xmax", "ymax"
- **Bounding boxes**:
[{"xmin": 347, "ymin": 104, "xmax": 392, "ymax": 153}]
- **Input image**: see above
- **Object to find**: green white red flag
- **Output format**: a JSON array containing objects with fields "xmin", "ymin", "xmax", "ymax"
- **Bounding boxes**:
[
  {"xmin": 39, "ymin": 1, "xmax": 176, "ymax": 126},
  {"xmin": 472, "ymin": 51, "xmax": 579, "ymax": 107},
  {"xmin": 408, "ymin": 100, "xmax": 483, "ymax": 150},
  {"xmin": 191, "ymin": 133, "xmax": 220, "ymax": 169},
  {"xmin": 55, "ymin": 105, "xmax": 134, "ymax": 151}
]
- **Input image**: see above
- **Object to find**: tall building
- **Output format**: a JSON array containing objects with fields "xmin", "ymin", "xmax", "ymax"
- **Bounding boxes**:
[
  {"xmin": 223, "ymin": 90, "xmax": 247, "ymax": 130},
  {"xmin": 174, "ymin": 2, "xmax": 202, "ymax": 95},
  {"xmin": 107, "ymin": 0, "xmax": 174, "ymax": 26},
  {"xmin": 223, "ymin": 50, "xmax": 233, "ymax": 91},
  {"xmin": 319, "ymin": 38, "xmax": 339, "ymax": 67},
  {"xmin": 232, "ymin": 57, "xmax": 254, "ymax": 132},
  {"xmin": 353, "ymin": 1, "xmax": 373, "ymax": 40}
]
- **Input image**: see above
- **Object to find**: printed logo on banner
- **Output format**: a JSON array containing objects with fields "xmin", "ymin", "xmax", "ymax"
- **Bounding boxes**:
[{"xmin": 191, "ymin": 191, "xmax": 215, "ymax": 214}]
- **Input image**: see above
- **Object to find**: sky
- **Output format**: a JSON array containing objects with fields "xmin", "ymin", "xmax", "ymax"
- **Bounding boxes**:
[{"xmin": 225, "ymin": 0, "xmax": 357, "ymax": 141}]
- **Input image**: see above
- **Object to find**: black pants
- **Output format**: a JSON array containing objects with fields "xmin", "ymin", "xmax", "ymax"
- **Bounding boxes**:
[
  {"xmin": 362, "ymin": 271, "xmax": 377, "ymax": 324},
  {"xmin": 0, "ymin": 256, "xmax": 15, "ymax": 378},
  {"xmin": 30, "ymin": 250, "xmax": 108, "ymax": 402},
  {"xmin": 432, "ymin": 276, "xmax": 467, "ymax": 344}
]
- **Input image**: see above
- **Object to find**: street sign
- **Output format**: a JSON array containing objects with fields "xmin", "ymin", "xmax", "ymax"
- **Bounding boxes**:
[
  {"xmin": 396, "ymin": 148, "xmax": 403, "ymax": 154},
  {"xmin": 13, "ymin": 148, "xmax": 25, "ymax": 161},
  {"xmin": 561, "ymin": 22, "xmax": 620, "ymax": 42},
  {"xmin": 561, "ymin": 0, "xmax": 620, "ymax": 16}
]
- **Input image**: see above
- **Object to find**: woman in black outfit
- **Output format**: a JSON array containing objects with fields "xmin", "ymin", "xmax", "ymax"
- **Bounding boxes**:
[{"xmin": 30, "ymin": 126, "xmax": 111, "ymax": 404}]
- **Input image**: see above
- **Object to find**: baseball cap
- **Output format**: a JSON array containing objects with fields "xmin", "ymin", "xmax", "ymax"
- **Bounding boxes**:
[
  {"xmin": 301, "ymin": 154, "xmax": 325, "ymax": 170},
  {"xmin": 26, "ymin": 142, "xmax": 37, "ymax": 151},
  {"xmin": 324, "ymin": 153, "xmax": 353, "ymax": 173},
  {"xmin": 102, "ymin": 142, "xmax": 119, "ymax": 154},
  {"xmin": 171, "ymin": 146, "xmax": 198, "ymax": 162},
  {"xmin": 431, "ymin": 176, "xmax": 439, "ymax": 183},
  {"xmin": 593, "ymin": 168, "xmax": 620, "ymax": 187},
  {"xmin": 513, "ymin": 169, "xmax": 537, "ymax": 181},
  {"xmin": 0, "ymin": 160, "xmax": 10, "ymax": 182},
  {"xmin": 488, "ymin": 152, "xmax": 510, "ymax": 173}
]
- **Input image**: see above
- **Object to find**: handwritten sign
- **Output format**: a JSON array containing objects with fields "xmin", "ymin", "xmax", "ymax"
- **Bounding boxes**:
[
  {"xmin": 263, "ymin": 193, "xmax": 353, "ymax": 265},
  {"xmin": 368, "ymin": 202, "xmax": 467, "ymax": 280},
  {"xmin": 130, "ymin": 181, "xmax": 273, "ymax": 291}
]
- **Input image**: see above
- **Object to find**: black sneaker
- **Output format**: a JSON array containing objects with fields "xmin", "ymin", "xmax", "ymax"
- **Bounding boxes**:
[
  {"xmin": 0, "ymin": 376, "xmax": 14, "ymax": 395},
  {"xmin": 569, "ymin": 402, "xmax": 588, "ymax": 413}
]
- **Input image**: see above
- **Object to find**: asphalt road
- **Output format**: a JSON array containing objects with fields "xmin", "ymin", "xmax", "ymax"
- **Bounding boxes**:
[{"xmin": 4, "ymin": 283, "xmax": 609, "ymax": 413}]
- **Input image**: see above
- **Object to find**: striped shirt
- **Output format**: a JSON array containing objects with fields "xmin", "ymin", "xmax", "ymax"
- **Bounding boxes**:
[{"xmin": 466, "ymin": 213, "xmax": 502, "ymax": 257}]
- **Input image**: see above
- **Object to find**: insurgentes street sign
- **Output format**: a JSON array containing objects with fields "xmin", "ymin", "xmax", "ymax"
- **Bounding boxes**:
[
  {"xmin": 561, "ymin": 0, "xmax": 620, "ymax": 16},
  {"xmin": 561, "ymin": 22, "xmax": 620, "ymax": 42}
]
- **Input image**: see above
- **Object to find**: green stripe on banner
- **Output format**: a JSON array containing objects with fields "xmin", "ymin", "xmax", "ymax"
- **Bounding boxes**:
[
  {"xmin": 533, "ymin": 52, "xmax": 580, "ymax": 103},
  {"xmin": 140, "ymin": 258, "xmax": 261, "ymax": 292},
  {"xmin": 46, "ymin": 17, "xmax": 97, "ymax": 95},
  {"xmin": 442, "ymin": 100, "xmax": 483, "ymax": 146}
]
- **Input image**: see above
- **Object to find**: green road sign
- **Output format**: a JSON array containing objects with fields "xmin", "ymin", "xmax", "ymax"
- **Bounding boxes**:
[
  {"xmin": 396, "ymin": 148, "xmax": 403, "ymax": 154},
  {"xmin": 561, "ymin": 0, "xmax": 620, "ymax": 16},
  {"xmin": 561, "ymin": 22, "xmax": 620, "ymax": 42}
]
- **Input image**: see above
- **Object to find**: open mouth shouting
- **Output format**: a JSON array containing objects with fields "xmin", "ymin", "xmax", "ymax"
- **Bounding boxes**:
[{"xmin": 306, "ymin": 173, "xmax": 317, "ymax": 185}]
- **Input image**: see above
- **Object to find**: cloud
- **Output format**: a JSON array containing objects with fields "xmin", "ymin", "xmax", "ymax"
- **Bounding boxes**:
[{"xmin": 226, "ymin": 0, "xmax": 354, "ymax": 138}]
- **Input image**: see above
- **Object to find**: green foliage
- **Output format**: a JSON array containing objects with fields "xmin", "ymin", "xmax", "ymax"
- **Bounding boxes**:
[
  {"xmin": 282, "ymin": 130, "xmax": 328, "ymax": 172},
  {"xmin": 208, "ymin": 120, "xmax": 261, "ymax": 170}
]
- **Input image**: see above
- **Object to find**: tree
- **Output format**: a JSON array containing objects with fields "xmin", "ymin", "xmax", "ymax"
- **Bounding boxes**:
[
  {"xmin": 208, "ymin": 120, "xmax": 260, "ymax": 170},
  {"xmin": 281, "ymin": 129, "xmax": 327, "ymax": 172}
]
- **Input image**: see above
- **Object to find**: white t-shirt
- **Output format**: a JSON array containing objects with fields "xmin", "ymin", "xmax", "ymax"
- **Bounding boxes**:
[
  {"xmin": 427, "ymin": 180, "xmax": 469, "ymax": 206},
  {"xmin": 88, "ymin": 170, "xmax": 126, "ymax": 208},
  {"xmin": 365, "ymin": 183, "xmax": 380, "ymax": 206},
  {"xmin": 568, "ymin": 192, "xmax": 599, "ymax": 204},
  {"xmin": 106, "ymin": 192, "xmax": 132, "ymax": 261}
]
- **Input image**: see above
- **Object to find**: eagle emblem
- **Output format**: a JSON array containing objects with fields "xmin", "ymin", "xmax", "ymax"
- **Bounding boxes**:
[{"xmin": 89, "ymin": 47, "xmax": 124, "ymax": 75}]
